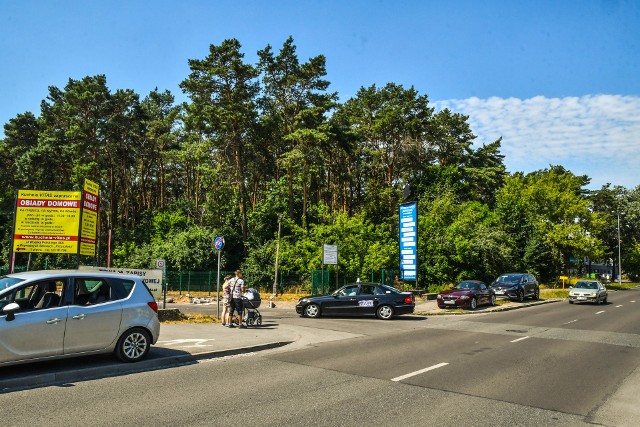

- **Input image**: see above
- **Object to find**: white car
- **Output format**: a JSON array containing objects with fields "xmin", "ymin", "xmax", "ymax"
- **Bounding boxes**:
[
  {"xmin": 568, "ymin": 280, "xmax": 608, "ymax": 305},
  {"xmin": 0, "ymin": 270, "xmax": 160, "ymax": 366}
]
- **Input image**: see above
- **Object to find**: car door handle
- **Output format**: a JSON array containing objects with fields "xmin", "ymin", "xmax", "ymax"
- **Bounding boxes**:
[
  {"xmin": 46, "ymin": 318, "xmax": 62, "ymax": 324},
  {"xmin": 349, "ymin": 298, "xmax": 356, "ymax": 301},
  {"xmin": 72, "ymin": 314, "xmax": 86, "ymax": 320}
]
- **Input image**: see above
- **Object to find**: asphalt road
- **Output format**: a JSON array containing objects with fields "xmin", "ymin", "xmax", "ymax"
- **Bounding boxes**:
[{"xmin": 3, "ymin": 289, "xmax": 640, "ymax": 426}]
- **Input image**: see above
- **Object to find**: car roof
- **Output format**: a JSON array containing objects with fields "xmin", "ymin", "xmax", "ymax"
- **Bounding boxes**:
[
  {"xmin": 4, "ymin": 269, "xmax": 141, "ymax": 281},
  {"xmin": 460, "ymin": 280, "xmax": 483, "ymax": 283}
]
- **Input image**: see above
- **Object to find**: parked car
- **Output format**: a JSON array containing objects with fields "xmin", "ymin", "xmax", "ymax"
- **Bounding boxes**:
[
  {"xmin": 0, "ymin": 270, "xmax": 160, "ymax": 367},
  {"xmin": 437, "ymin": 280, "xmax": 496, "ymax": 310},
  {"xmin": 490, "ymin": 273, "xmax": 539, "ymax": 302},
  {"xmin": 568, "ymin": 280, "xmax": 608, "ymax": 304},
  {"xmin": 296, "ymin": 283, "xmax": 414, "ymax": 320}
]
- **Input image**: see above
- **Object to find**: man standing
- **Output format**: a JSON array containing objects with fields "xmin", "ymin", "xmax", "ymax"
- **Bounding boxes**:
[{"xmin": 229, "ymin": 270, "xmax": 246, "ymax": 328}]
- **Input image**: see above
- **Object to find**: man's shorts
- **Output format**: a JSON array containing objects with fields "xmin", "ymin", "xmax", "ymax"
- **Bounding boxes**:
[{"xmin": 230, "ymin": 298, "xmax": 243, "ymax": 315}]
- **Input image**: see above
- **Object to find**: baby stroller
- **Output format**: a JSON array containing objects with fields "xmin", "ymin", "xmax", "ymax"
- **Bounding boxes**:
[{"xmin": 241, "ymin": 288, "xmax": 263, "ymax": 326}]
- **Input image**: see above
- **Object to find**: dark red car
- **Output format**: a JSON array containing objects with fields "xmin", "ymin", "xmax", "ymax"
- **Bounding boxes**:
[{"xmin": 437, "ymin": 280, "xmax": 496, "ymax": 310}]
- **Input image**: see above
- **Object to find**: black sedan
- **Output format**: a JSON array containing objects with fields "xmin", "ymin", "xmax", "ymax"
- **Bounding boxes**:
[
  {"xmin": 437, "ymin": 280, "xmax": 496, "ymax": 309},
  {"xmin": 296, "ymin": 283, "xmax": 415, "ymax": 320}
]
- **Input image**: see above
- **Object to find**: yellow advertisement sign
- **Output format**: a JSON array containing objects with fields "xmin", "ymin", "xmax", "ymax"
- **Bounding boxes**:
[
  {"xmin": 13, "ymin": 190, "xmax": 82, "ymax": 254},
  {"xmin": 80, "ymin": 179, "xmax": 99, "ymax": 256}
]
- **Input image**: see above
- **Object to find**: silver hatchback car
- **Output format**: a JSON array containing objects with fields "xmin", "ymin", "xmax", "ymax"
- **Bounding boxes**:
[{"xmin": 0, "ymin": 270, "xmax": 160, "ymax": 366}]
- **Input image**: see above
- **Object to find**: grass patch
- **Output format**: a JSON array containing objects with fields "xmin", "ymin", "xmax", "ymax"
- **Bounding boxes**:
[{"xmin": 162, "ymin": 313, "xmax": 219, "ymax": 324}]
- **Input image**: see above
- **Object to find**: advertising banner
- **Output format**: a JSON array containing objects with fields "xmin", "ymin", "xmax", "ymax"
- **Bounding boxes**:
[
  {"xmin": 80, "ymin": 179, "xmax": 99, "ymax": 256},
  {"xmin": 13, "ymin": 190, "xmax": 82, "ymax": 254},
  {"xmin": 399, "ymin": 202, "xmax": 418, "ymax": 281}
]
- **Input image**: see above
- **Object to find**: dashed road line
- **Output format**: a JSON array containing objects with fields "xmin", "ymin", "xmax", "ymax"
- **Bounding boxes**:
[
  {"xmin": 510, "ymin": 336, "xmax": 530, "ymax": 343},
  {"xmin": 391, "ymin": 363, "xmax": 449, "ymax": 382},
  {"xmin": 595, "ymin": 311, "xmax": 605, "ymax": 315},
  {"xmin": 563, "ymin": 320, "xmax": 578, "ymax": 325},
  {"xmin": 615, "ymin": 305, "xmax": 623, "ymax": 308}
]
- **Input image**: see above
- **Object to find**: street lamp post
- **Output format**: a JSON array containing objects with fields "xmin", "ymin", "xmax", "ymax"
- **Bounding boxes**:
[{"xmin": 617, "ymin": 212, "xmax": 622, "ymax": 286}]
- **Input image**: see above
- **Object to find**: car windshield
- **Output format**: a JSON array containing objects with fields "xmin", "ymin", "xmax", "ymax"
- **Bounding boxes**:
[
  {"xmin": 494, "ymin": 274, "xmax": 522, "ymax": 284},
  {"xmin": 0, "ymin": 276, "xmax": 24, "ymax": 293},
  {"xmin": 455, "ymin": 282, "xmax": 478, "ymax": 290},
  {"xmin": 574, "ymin": 281, "xmax": 597, "ymax": 289}
]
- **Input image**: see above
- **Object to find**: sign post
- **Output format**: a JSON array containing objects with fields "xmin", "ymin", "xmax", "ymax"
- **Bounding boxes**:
[
  {"xmin": 156, "ymin": 259, "xmax": 167, "ymax": 308},
  {"xmin": 214, "ymin": 236, "xmax": 225, "ymax": 318}
]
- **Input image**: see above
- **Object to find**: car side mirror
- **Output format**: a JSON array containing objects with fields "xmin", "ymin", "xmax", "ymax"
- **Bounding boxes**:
[{"xmin": 3, "ymin": 302, "xmax": 20, "ymax": 322}]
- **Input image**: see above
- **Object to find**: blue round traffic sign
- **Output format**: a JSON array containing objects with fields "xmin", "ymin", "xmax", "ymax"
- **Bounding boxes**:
[{"xmin": 214, "ymin": 236, "xmax": 225, "ymax": 250}]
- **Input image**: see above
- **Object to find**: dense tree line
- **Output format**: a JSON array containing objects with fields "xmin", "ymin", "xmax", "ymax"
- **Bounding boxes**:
[{"xmin": 1, "ymin": 37, "xmax": 639, "ymax": 291}]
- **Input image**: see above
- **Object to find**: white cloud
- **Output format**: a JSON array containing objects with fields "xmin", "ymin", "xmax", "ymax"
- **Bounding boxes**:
[{"xmin": 435, "ymin": 95, "xmax": 640, "ymax": 189}]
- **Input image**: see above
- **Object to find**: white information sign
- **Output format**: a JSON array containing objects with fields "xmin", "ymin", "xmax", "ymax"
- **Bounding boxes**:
[
  {"xmin": 79, "ymin": 266, "xmax": 163, "ymax": 298},
  {"xmin": 323, "ymin": 244, "xmax": 338, "ymax": 265}
]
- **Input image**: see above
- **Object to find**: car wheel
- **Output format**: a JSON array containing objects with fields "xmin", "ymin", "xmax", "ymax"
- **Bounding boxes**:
[
  {"xmin": 115, "ymin": 328, "xmax": 151, "ymax": 363},
  {"xmin": 569, "ymin": 300, "xmax": 574, "ymax": 304},
  {"xmin": 533, "ymin": 288, "xmax": 540, "ymax": 300},
  {"xmin": 517, "ymin": 290, "xmax": 524, "ymax": 302},
  {"xmin": 469, "ymin": 298, "xmax": 477, "ymax": 310},
  {"xmin": 377, "ymin": 305, "xmax": 394, "ymax": 320},
  {"xmin": 490, "ymin": 294, "xmax": 496, "ymax": 306},
  {"xmin": 603, "ymin": 296, "xmax": 608, "ymax": 304},
  {"xmin": 304, "ymin": 303, "xmax": 321, "ymax": 318},
  {"xmin": 596, "ymin": 295, "xmax": 601, "ymax": 305}
]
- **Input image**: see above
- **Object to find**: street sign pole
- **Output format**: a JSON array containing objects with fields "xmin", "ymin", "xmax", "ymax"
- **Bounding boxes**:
[
  {"xmin": 213, "ymin": 236, "xmax": 225, "ymax": 319},
  {"xmin": 216, "ymin": 249, "xmax": 221, "ymax": 318}
]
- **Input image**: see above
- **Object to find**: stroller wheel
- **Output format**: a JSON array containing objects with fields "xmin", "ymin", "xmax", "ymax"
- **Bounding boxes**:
[
  {"xmin": 247, "ymin": 317, "xmax": 255, "ymax": 326},
  {"xmin": 256, "ymin": 316, "xmax": 262, "ymax": 326}
]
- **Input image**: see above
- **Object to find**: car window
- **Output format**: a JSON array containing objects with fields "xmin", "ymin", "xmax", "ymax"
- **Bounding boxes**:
[
  {"xmin": 73, "ymin": 278, "xmax": 113, "ymax": 305},
  {"xmin": 359, "ymin": 285, "xmax": 375, "ymax": 295},
  {"xmin": 374, "ymin": 286, "xmax": 386, "ymax": 295},
  {"xmin": 0, "ymin": 279, "xmax": 64, "ymax": 311},
  {"xmin": 107, "ymin": 278, "xmax": 137, "ymax": 300},
  {"xmin": 380, "ymin": 285, "xmax": 401, "ymax": 294},
  {"xmin": 480, "ymin": 283, "xmax": 487, "ymax": 290},
  {"xmin": 337, "ymin": 285, "xmax": 358, "ymax": 297}
]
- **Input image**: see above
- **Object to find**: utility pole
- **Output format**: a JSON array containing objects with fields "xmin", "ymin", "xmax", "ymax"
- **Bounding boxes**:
[{"xmin": 272, "ymin": 214, "xmax": 282, "ymax": 302}]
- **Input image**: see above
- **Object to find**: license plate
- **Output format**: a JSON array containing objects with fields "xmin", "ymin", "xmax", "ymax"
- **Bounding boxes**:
[
  {"xmin": 495, "ymin": 290, "xmax": 504, "ymax": 295},
  {"xmin": 577, "ymin": 296, "xmax": 586, "ymax": 300},
  {"xmin": 444, "ymin": 300, "xmax": 455, "ymax": 305}
]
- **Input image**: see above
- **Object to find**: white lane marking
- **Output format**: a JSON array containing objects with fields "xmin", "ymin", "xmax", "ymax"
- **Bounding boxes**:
[
  {"xmin": 156, "ymin": 338, "xmax": 215, "ymax": 348},
  {"xmin": 391, "ymin": 363, "xmax": 449, "ymax": 382},
  {"xmin": 616, "ymin": 305, "xmax": 623, "ymax": 308},
  {"xmin": 564, "ymin": 320, "xmax": 578, "ymax": 325},
  {"xmin": 510, "ymin": 336, "xmax": 530, "ymax": 343},
  {"xmin": 596, "ymin": 311, "xmax": 605, "ymax": 315},
  {"xmin": 631, "ymin": 301, "xmax": 636, "ymax": 303}
]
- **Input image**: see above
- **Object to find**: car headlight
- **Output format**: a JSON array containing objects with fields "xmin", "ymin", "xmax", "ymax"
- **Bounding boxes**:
[
  {"xmin": 298, "ymin": 298, "xmax": 309, "ymax": 304},
  {"xmin": 459, "ymin": 295, "xmax": 470, "ymax": 300},
  {"xmin": 436, "ymin": 294, "xmax": 442, "ymax": 299}
]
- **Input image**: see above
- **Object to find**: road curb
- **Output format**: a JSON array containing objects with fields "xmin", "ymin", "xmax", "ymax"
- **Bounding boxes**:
[{"xmin": 0, "ymin": 341, "xmax": 292, "ymax": 393}]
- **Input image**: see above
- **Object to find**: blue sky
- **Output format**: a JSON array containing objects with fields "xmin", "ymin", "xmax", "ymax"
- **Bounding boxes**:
[{"xmin": 2, "ymin": 0, "xmax": 639, "ymax": 188}]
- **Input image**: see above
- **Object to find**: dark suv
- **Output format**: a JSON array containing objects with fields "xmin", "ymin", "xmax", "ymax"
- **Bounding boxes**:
[{"xmin": 490, "ymin": 273, "xmax": 539, "ymax": 302}]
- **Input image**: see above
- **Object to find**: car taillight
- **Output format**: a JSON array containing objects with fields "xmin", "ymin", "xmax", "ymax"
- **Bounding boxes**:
[
  {"xmin": 148, "ymin": 301, "xmax": 159, "ymax": 313},
  {"xmin": 404, "ymin": 295, "xmax": 413, "ymax": 304}
]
